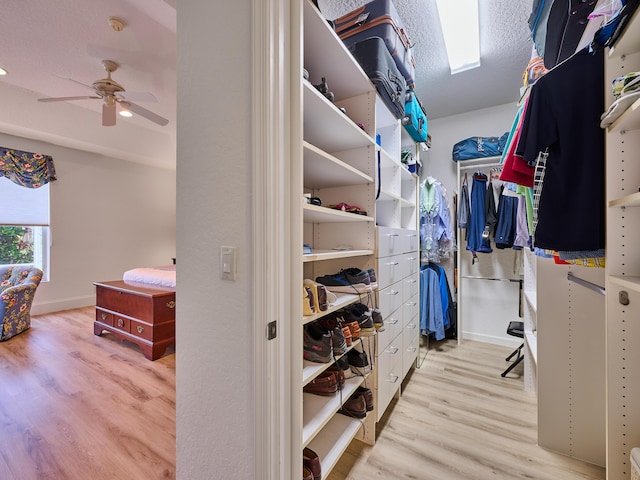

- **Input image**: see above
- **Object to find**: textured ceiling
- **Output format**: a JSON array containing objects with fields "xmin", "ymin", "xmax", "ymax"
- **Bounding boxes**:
[
  {"xmin": 319, "ymin": 0, "xmax": 534, "ymax": 120},
  {"xmin": 0, "ymin": 0, "xmax": 533, "ymax": 169}
]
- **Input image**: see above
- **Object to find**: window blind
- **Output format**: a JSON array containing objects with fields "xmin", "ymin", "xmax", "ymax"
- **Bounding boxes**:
[{"xmin": 0, "ymin": 177, "xmax": 50, "ymax": 226}]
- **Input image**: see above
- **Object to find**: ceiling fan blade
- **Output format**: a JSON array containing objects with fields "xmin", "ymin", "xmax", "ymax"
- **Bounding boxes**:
[
  {"xmin": 127, "ymin": 102, "xmax": 169, "ymax": 126},
  {"xmin": 120, "ymin": 91, "xmax": 158, "ymax": 103},
  {"xmin": 38, "ymin": 96, "xmax": 100, "ymax": 102},
  {"xmin": 103, "ymin": 102, "xmax": 116, "ymax": 127},
  {"xmin": 54, "ymin": 74, "xmax": 95, "ymax": 91}
]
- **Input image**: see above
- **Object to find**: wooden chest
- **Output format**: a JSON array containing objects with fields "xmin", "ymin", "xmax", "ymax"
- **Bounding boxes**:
[{"xmin": 94, "ymin": 280, "xmax": 175, "ymax": 360}]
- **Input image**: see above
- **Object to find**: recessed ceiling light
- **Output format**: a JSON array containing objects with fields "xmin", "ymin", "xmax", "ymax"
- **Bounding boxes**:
[{"xmin": 0, "ymin": 67, "xmax": 8, "ymax": 76}]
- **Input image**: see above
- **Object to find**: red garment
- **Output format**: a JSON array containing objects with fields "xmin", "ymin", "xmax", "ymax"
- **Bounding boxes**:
[{"xmin": 499, "ymin": 97, "xmax": 535, "ymax": 187}]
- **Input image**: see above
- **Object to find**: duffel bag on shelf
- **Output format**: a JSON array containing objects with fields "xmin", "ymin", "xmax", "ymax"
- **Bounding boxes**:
[
  {"xmin": 402, "ymin": 89, "xmax": 428, "ymax": 142},
  {"xmin": 335, "ymin": 0, "xmax": 416, "ymax": 88},
  {"xmin": 452, "ymin": 133, "xmax": 509, "ymax": 161},
  {"xmin": 348, "ymin": 36, "xmax": 407, "ymax": 120}
]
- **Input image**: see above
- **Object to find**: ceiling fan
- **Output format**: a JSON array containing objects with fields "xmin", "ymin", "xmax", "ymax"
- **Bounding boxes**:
[{"xmin": 38, "ymin": 60, "xmax": 169, "ymax": 127}]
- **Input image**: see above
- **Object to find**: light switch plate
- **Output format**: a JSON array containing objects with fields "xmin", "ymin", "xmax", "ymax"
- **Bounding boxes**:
[{"xmin": 220, "ymin": 246, "xmax": 237, "ymax": 281}]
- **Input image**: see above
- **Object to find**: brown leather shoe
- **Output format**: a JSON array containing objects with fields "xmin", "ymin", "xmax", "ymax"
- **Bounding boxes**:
[
  {"xmin": 325, "ymin": 366, "xmax": 345, "ymax": 388},
  {"xmin": 303, "ymin": 373, "xmax": 337, "ymax": 396},
  {"xmin": 343, "ymin": 320, "xmax": 360, "ymax": 339},
  {"xmin": 303, "ymin": 465, "xmax": 314, "ymax": 480},
  {"xmin": 339, "ymin": 393, "xmax": 367, "ymax": 418},
  {"xmin": 356, "ymin": 386, "xmax": 374, "ymax": 411},
  {"xmin": 303, "ymin": 447, "xmax": 322, "ymax": 480}
]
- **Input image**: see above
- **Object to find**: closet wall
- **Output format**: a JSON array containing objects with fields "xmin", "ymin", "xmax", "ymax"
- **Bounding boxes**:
[{"xmin": 423, "ymin": 103, "xmax": 523, "ymax": 346}]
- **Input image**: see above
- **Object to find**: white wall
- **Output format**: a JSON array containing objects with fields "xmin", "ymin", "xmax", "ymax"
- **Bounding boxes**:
[
  {"xmin": 0, "ymin": 132, "xmax": 176, "ymax": 314},
  {"xmin": 176, "ymin": 1, "xmax": 254, "ymax": 479},
  {"xmin": 422, "ymin": 103, "xmax": 523, "ymax": 346}
]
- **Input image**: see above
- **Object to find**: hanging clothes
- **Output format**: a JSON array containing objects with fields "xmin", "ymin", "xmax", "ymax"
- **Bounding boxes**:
[
  {"xmin": 516, "ymin": 47, "xmax": 605, "ymax": 252},
  {"xmin": 466, "ymin": 172, "xmax": 491, "ymax": 254},
  {"xmin": 420, "ymin": 266, "xmax": 444, "ymax": 340},
  {"xmin": 420, "ymin": 177, "xmax": 453, "ymax": 262}
]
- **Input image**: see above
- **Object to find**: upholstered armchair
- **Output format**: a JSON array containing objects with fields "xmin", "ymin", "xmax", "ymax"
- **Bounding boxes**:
[{"xmin": 0, "ymin": 265, "xmax": 43, "ymax": 341}]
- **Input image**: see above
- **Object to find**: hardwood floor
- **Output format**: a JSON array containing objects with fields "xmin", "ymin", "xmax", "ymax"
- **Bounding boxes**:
[
  {"xmin": 328, "ymin": 339, "xmax": 606, "ymax": 480},
  {"xmin": 0, "ymin": 307, "xmax": 175, "ymax": 480},
  {"xmin": 0, "ymin": 309, "xmax": 607, "ymax": 480}
]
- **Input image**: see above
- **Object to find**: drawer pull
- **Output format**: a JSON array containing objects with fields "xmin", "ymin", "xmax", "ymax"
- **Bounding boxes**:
[
  {"xmin": 101, "ymin": 313, "xmax": 108, "ymax": 321},
  {"xmin": 386, "ymin": 290, "xmax": 400, "ymax": 296},
  {"xmin": 137, "ymin": 326, "xmax": 144, "ymax": 334},
  {"xmin": 166, "ymin": 301, "xmax": 176, "ymax": 309},
  {"xmin": 406, "ymin": 279, "xmax": 417, "ymax": 284},
  {"xmin": 407, "ymin": 257, "xmax": 417, "ymax": 261},
  {"xmin": 407, "ymin": 323, "xmax": 417, "ymax": 329},
  {"xmin": 117, "ymin": 318, "xmax": 125, "ymax": 328},
  {"xmin": 407, "ymin": 347, "xmax": 417, "ymax": 353},
  {"xmin": 386, "ymin": 318, "xmax": 399, "ymax": 325},
  {"xmin": 388, "ymin": 374, "xmax": 399, "ymax": 384},
  {"xmin": 387, "ymin": 346, "xmax": 399, "ymax": 354},
  {"xmin": 386, "ymin": 261, "xmax": 399, "ymax": 266},
  {"xmin": 386, "ymin": 234, "xmax": 400, "ymax": 237},
  {"xmin": 406, "ymin": 301, "xmax": 417, "ymax": 307}
]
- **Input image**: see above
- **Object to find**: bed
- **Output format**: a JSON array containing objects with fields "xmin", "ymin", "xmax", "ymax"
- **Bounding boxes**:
[{"xmin": 94, "ymin": 265, "xmax": 176, "ymax": 360}]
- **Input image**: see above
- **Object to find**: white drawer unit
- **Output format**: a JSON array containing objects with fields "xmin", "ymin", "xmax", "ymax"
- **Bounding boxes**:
[
  {"xmin": 402, "ymin": 295, "xmax": 419, "ymax": 327},
  {"xmin": 377, "ymin": 227, "xmax": 405, "ymax": 258},
  {"xmin": 402, "ymin": 229, "xmax": 419, "ymax": 253},
  {"xmin": 402, "ymin": 324, "xmax": 419, "ymax": 378},
  {"xmin": 378, "ymin": 280, "xmax": 403, "ymax": 318},
  {"xmin": 375, "ymin": 340, "xmax": 403, "ymax": 421},
  {"xmin": 403, "ymin": 273, "xmax": 419, "ymax": 302}
]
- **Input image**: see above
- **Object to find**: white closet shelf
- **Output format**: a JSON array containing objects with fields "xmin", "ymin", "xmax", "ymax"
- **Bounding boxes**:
[
  {"xmin": 302, "ymin": 339, "xmax": 362, "ymax": 386},
  {"xmin": 399, "ymin": 198, "xmax": 416, "ymax": 209},
  {"xmin": 303, "ymin": 249, "xmax": 374, "ymax": 263},
  {"xmin": 609, "ymin": 191, "xmax": 640, "ymax": 208},
  {"xmin": 303, "ymin": 203, "xmax": 375, "ymax": 224},
  {"xmin": 303, "ymin": 142, "xmax": 373, "ymax": 189},
  {"xmin": 303, "ymin": 81, "xmax": 375, "ymax": 153},
  {"xmin": 609, "ymin": 275, "xmax": 640, "ymax": 292},
  {"xmin": 303, "ymin": 376, "xmax": 365, "ymax": 447},
  {"xmin": 306, "ymin": 413, "xmax": 363, "ymax": 479},
  {"xmin": 456, "ymin": 156, "xmax": 502, "ymax": 169},
  {"xmin": 525, "ymin": 331, "xmax": 537, "ymax": 365},
  {"xmin": 607, "ymin": 96, "xmax": 640, "ymax": 134},
  {"xmin": 302, "ymin": 293, "xmax": 362, "ymax": 326},
  {"xmin": 377, "ymin": 146, "xmax": 399, "ymax": 170},
  {"xmin": 377, "ymin": 190, "xmax": 402, "ymax": 203},
  {"xmin": 303, "ymin": 0, "xmax": 372, "ymax": 100},
  {"xmin": 400, "ymin": 166, "xmax": 417, "ymax": 181}
]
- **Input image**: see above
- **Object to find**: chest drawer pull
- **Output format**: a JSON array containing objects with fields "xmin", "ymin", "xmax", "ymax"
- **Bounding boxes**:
[
  {"xmin": 386, "ymin": 233, "xmax": 400, "ymax": 237},
  {"xmin": 166, "ymin": 301, "xmax": 176, "ymax": 309},
  {"xmin": 407, "ymin": 323, "xmax": 417, "ymax": 330},
  {"xmin": 137, "ymin": 326, "xmax": 145, "ymax": 334},
  {"xmin": 386, "ymin": 317, "xmax": 399, "ymax": 325},
  {"xmin": 406, "ymin": 346, "xmax": 417, "ymax": 353},
  {"xmin": 386, "ymin": 346, "xmax": 399, "ymax": 355},
  {"xmin": 386, "ymin": 261, "xmax": 399, "ymax": 266},
  {"xmin": 387, "ymin": 374, "xmax": 399, "ymax": 384},
  {"xmin": 101, "ymin": 313, "xmax": 108, "ymax": 321},
  {"xmin": 117, "ymin": 318, "xmax": 125, "ymax": 328},
  {"xmin": 406, "ymin": 301, "xmax": 417, "ymax": 307},
  {"xmin": 386, "ymin": 290, "xmax": 399, "ymax": 296}
]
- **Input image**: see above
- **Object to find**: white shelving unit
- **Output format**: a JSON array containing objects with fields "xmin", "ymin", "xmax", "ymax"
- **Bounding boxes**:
[
  {"xmin": 604, "ymin": 10, "xmax": 640, "ymax": 477},
  {"xmin": 296, "ymin": 1, "xmax": 422, "ymax": 474},
  {"xmin": 523, "ymin": 248, "xmax": 537, "ymax": 393}
]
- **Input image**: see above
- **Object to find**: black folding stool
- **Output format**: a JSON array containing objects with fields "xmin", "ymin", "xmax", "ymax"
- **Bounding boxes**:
[{"xmin": 501, "ymin": 320, "xmax": 524, "ymax": 377}]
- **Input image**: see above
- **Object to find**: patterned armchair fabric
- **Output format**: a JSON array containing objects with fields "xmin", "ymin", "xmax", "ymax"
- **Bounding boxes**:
[{"xmin": 0, "ymin": 265, "xmax": 43, "ymax": 341}]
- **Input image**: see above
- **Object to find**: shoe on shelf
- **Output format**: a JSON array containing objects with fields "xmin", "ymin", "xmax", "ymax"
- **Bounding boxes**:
[
  {"xmin": 367, "ymin": 268, "xmax": 378, "ymax": 289},
  {"xmin": 304, "ymin": 279, "xmax": 329, "ymax": 313},
  {"xmin": 303, "ymin": 447, "xmax": 322, "ymax": 480},
  {"xmin": 315, "ymin": 271, "xmax": 371, "ymax": 294},
  {"xmin": 322, "ymin": 366, "xmax": 345, "ymax": 389},
  {"xmin": 339, "ymin": 393, "xmax": 367, "ymax": 419},
  {"xmin": 341, "ymin": 319, "xmax": 361, "ymax": 340},
  {"xmin": 342, "ymin": 304, "xmax": 375, "ymax": 337},
  {"xmin": 317, "ymin": 313, "xmax": 339, "ymax": 332},
  {"xmin": 340, "ymin": 268, "xmax": 370, "ymax": 285},
  {"xmin": 303, "ymin": 466, "xmax": 314, "ymax": 480},
  {"xmin": 340, "ymin": 325, "xmax": 352, "ymax": 347},
  {"xmin": 356, "ymin": 386, "xmax": 374, "ymax": 411},
  {"xmin": 371, "ymin": 307, "xmax": 385, "ymax": 332},
  {"xmin": 303, "ymin": 323, "xmax": 333, "ymax": 364},
  {"xmin": 303, "ymin": 372, "xmax": 337, "ymax": 396},
  {"xmin": 331, "ymin": 326, "xmax": 347, "ymax": 356},
  {"xmin": 347, "ymin": 348, "xmax": 371, "ymax": 376},
  {"xmin": 334, "ymin": 355, "xmax": 356, "ymax": 379}
]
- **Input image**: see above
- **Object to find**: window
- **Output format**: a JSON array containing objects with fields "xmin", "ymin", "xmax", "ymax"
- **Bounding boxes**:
[{"xmin": 0, "ymin": 177, "xmax": 50, "ymax": 280}]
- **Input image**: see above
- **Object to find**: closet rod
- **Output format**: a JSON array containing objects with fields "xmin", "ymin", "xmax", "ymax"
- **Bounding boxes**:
[
  {"xmin": 567, "ymin": 272, "xmax": 605, "ymax": 296},
  {"xmin": 461, "ymin": 275, "xmax": 522, "ymax": 283}
]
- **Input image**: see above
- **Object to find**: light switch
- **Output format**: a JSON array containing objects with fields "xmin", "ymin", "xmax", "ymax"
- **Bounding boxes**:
[{"xmin": 220, "ymin": 246, "xmax": 237, "ymax": 281}]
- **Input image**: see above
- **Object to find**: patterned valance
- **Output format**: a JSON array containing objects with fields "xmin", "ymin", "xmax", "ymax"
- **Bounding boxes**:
[{"xmin": 0, "ymin": 147, "xmax": 57, "ymax": 189}]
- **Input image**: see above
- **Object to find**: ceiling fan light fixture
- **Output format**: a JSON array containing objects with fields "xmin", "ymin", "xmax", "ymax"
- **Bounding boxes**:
[{"xmin": 119, "ymin": 102, "xmax": 133, "ymax": 117}]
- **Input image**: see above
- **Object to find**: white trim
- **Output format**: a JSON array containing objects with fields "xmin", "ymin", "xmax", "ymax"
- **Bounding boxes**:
[
  {"xmin": 31, "ymin": 295, "xmax": 94, "ymax": 315},
  {"xmin": 252, "ymin": 0, "xmax": 296, "ymax": 478}
]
